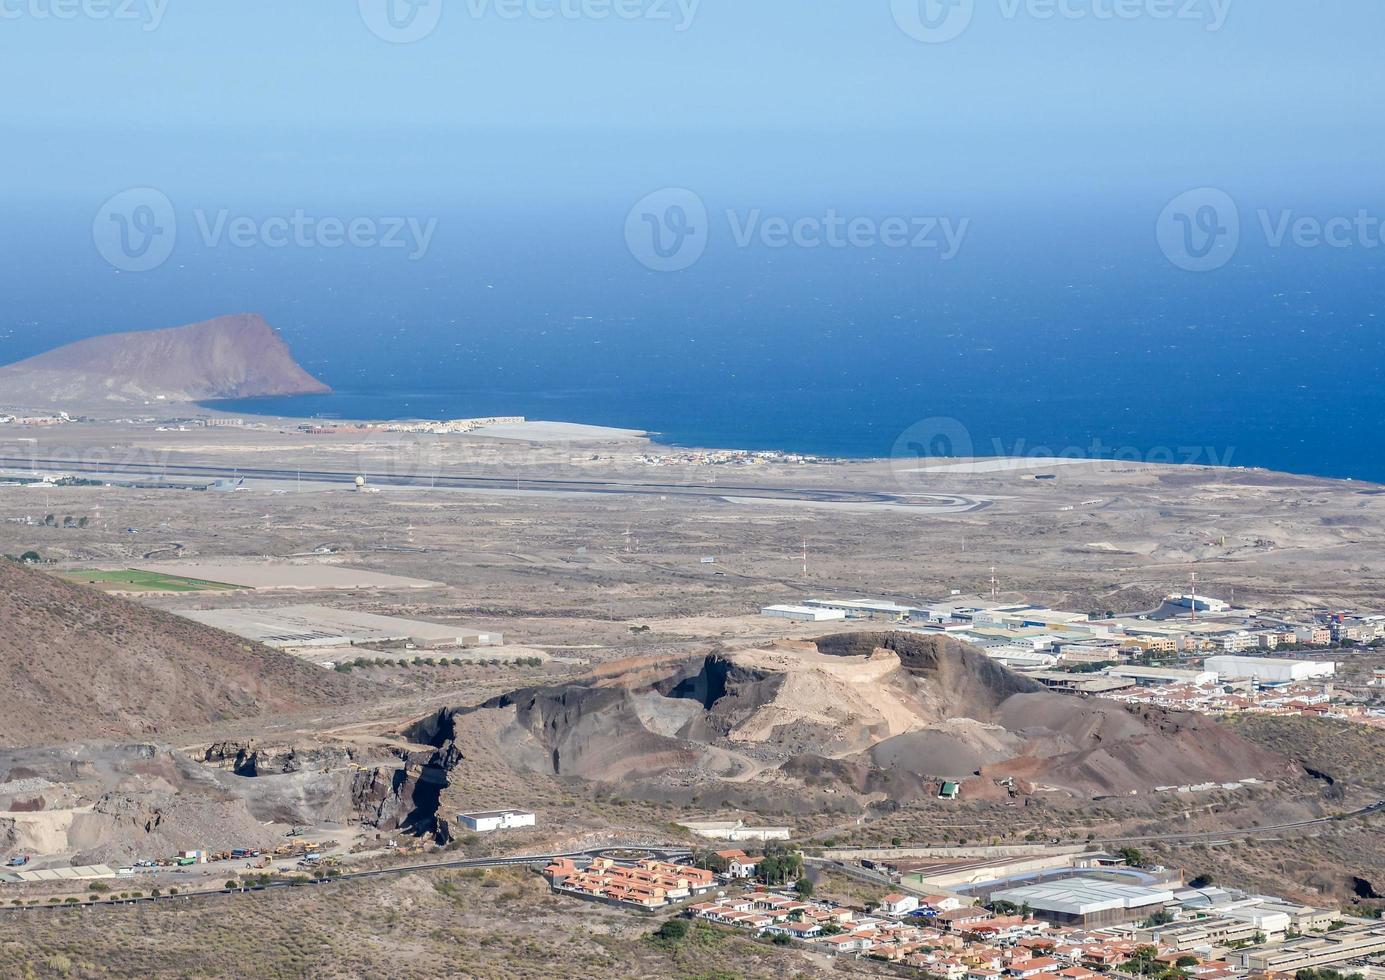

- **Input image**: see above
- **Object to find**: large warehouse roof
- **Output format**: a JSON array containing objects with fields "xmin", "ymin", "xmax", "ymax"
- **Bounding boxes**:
[{"xmin": 990, "ymin": 877, "xmax": 1175, "ymax": 916}]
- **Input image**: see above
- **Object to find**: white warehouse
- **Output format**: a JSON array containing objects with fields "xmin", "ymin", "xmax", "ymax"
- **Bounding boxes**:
[
  {"xmin": 1205, "ymin": 656, "xmax": 1335, "ymax": 685},
  {"xmin": 761, "ymin": 605, "xmax": 846, "ymax": 622},
  {"xmin": 456, "ymin": 809, "xmax": 536, "ymax": 833}
]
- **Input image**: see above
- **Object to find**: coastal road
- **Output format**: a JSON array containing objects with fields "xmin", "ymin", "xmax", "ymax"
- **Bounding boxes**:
[
  {"xmin": 0, "ymin": 844, "xmax": 695, "ymax": 915},
  {"xmin": 0, "ymin": 455, "xmax": 987, "ymax": 511}
]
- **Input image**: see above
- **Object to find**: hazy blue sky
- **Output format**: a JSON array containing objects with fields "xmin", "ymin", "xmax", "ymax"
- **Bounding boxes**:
[
  {"xmin": 5, "ymin": 1, "xmax": 1385, "ymax": 204},
  {"xmin": 3, "ymin": 2, "xmax": 1385, "ymax": 482}
]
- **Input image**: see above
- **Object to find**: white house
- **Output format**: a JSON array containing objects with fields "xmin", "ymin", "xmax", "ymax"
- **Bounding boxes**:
[
  {"xmin": 879, "ymin": 893, "xmax": 921, "ymax": 917},
  {"xmin": 456, "ymin": 809, "xmax": 536, "ymax": 833},
  {"xmin": 923, "ymin": 894, "xmax": 964, "ymax": 913},
  {"xmin": 715, "ymin": 849, "xmax": 759, "ymax": 878}
]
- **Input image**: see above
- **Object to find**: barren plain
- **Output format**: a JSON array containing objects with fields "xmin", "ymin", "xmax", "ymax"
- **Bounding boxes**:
[{"xmin": 0, "ymin": 418, "xmax": 1382, "ymax": 974}]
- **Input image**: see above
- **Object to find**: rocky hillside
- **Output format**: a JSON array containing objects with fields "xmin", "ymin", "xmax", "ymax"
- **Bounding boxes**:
[
  {"xmin": 0, "ymin": 560, "xmax": 367, "ymax": 746},
  {"xmin": 437, "ymin": 633, "xmax": 1300, "ymax": 809},
  {"xmin": 0, "ymin": 313, "xmax": 330, "ymax": 407}
]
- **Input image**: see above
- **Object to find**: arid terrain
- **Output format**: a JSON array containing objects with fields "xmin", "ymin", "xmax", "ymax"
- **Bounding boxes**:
[
  {"xmin": 0, "ymin": 864, "xmax": 892, "ymax": 980},
  {"xmin": 0, "ymin": 416, "xmax": 1382, "ymax": 975},
  {"xmin": 436, "ymin": 633, "xmax": 1299, "ymax": 808}
]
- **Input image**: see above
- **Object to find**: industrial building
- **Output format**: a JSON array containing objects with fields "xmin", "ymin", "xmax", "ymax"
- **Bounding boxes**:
[
  {"xmin": 971, "ymin": 606, "xmax": 1094, "ymax": 630},
  {"xmin": 1105, "ymin": 666, "xmax": 1218, "ymax": 687},
  {"xmin": 761, "ymin": 604, "xmax": 846, "ymax": 622},
  {"xmin": 1030, "ymin": 672, "xmax": 1136, "ymax": 695},
  {"xmin": 1169, "ymin": 594, "xmax": 1232, "ymax": 613},
  {"xmin": 802, "ymin": 597, "xmax": 923, "ymax": 620},
  {"xmin": 1235, "ymin": 922, "xmax": 1385, "ymax": 973},
  {"xmin": 987, "ymin": 877, "xmax": 1175, "ymax": 927},
  {"xmin": 983, "ymin": 648, "xmax": 1058, "ymax": 671},
  {"xmin": 456, "ymin": 809, "xmax": 536, "ymax": 833},
  {"xmin": 1204, "ymin": 656, "xmax": 1335, "ymax": 685},
  {"xmin": 1137, "ymin": 915, "xmax": 1270, "ymax": 952}
]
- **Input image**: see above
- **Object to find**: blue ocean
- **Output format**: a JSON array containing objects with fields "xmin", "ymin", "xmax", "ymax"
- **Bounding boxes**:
[{"xmin": 5, "ymin": 195, "xmax": 1384, "ymax": 485}]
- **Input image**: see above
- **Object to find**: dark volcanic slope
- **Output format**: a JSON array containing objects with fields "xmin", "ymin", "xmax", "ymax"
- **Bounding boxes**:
[
  {"xmin": 441, "ymin": 633, "xmax": 1301, "ymax": 803},
  {"xmin": 0, "ymin": 561, "xmax": 368, "ymax": 747},
  {"xmin": 0, "ymin": 313, "xmax": 330, "ymax": 407}
]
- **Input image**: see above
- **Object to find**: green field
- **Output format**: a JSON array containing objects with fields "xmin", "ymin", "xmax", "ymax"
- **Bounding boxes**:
[{"xmin": 59, "ymin": 569, "xmax": 243, "ymax": 593}]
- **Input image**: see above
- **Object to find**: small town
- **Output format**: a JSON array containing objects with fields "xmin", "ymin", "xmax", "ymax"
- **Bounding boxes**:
[{"xmin": 541, "ymin": 844, "xmax": 1385, "ymax": 980}]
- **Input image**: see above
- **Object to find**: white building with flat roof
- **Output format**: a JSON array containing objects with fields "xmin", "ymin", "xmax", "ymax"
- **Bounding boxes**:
[
  {"xmin": 1105, "ymin": 665, "xmax": 1218, "ymax": 687},
  {"xmin": 761, "ymin": 605, "xmax": 846, "ymax": 622},
  {"xmin": 985, "ymin": 648, "xmax": 1059, "ymax": 671},
  {"xmin": 1205, "ymin": 656, "xmax": 1335, "ymax": 685},
  {"xmin": 456, "ymin": 809, "xmax": 536, "ymax": 833},
  {"xmin": 803, "ymin": 598, "xmax": 921, "ymax": 619},
  {"xmin": 1169, "ymin": 594, "xmax": 1232, "ymax": 613},
  {"xmin": 989, "ymin": 878, "xmax": 1175, "ymax": 926}
]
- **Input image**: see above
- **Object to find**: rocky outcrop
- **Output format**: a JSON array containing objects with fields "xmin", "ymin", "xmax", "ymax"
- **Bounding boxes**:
[
  {"xmin": 201, "ymin": 741, "xmax": 353, "ymax": 777},
  {"xmin": 430, "ymin": 633, "xmax": 1300, "ymax": 804},
  {"xmin": 0, "ymin": 312, "xmax": 330, "ymax": 408}
]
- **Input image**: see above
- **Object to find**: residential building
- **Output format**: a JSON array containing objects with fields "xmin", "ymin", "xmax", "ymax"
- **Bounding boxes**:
[
  {"xmin": 714, "ymin": 849, "xmax": 759, "ymax": 878},
  {"xmin": 880, "ymin": 893, "xmax": 921, "ymax": 917}
]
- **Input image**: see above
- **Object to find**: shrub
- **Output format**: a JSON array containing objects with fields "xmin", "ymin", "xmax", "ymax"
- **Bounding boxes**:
[{"xmin": 652, "ymin": 919, "xmax": 689, "ymax": 943}]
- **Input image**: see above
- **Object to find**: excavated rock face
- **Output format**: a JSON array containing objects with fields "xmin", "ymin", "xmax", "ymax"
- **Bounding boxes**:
[
  {"xmin": 368, "ymin": 711, "xmax": 467, "ymax": 841},
  {"xmin": 465, "ymin": 656, "xmax": 783, "ymax": 781},
  {"xmin": 202, "ymin": 741, "xmax": 354, "ymax": 778},
  {"xmin": 817, "ymin": 631, "xmax": 1043, "ymax": 715},
  {"xmin": 423, "ymin": 632, "xmax": 1301, "ymax": 806}
]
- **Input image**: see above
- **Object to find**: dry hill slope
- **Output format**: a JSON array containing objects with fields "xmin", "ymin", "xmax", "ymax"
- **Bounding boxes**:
[
  {"xmin": 0, "ymin": 312, "xmax": 330, "ymax": 407},
  {"xmin": 429, "ymin": 633, "xmax": 1300, "ymax": 810},
  {"xmin": 0, "ymin": 560, "xmax": 367, "ymax": 747}
]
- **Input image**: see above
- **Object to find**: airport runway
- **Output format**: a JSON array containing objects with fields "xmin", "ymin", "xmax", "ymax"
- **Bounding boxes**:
[{"xmin": 0, "ymin": 455, "xmax": 988, "ymax": 511}]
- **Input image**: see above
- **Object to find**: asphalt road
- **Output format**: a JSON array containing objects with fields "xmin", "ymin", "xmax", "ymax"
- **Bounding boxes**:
[
  {"xmin": 0, "ymin": 455, "xmax": 986, "ymax": 510},
  {"xmin": 0, "ymin": 844, "xmax": 695, "ymax": 915}
]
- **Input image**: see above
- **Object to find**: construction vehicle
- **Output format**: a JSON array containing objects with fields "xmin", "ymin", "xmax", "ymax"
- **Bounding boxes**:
[{"xmin": 5, "ymin": 855, "xmax": 29, "ymax": 867}]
